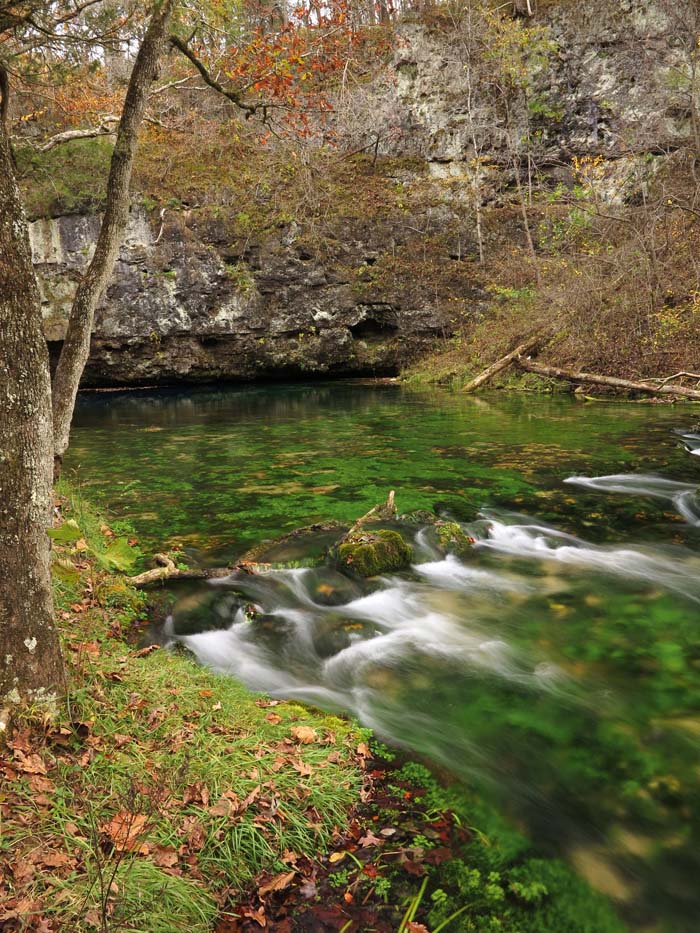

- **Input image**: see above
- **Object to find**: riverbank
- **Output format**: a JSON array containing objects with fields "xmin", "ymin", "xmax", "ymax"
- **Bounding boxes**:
[{"xmin": 0, "ymin": 487, "xmax": 626, "ymax": 932}]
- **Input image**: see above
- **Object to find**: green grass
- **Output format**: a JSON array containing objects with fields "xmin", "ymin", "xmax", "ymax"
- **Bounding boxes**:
[{"xmin": 1, "ymin": 488, "xmax": 365, "ymax": 932}]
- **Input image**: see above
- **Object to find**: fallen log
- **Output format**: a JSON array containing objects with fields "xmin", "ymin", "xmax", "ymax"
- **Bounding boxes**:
[
  {"xmin": 130, "ymin": 553, "xmax": 232, "ymax": 588},
  {"xmin": 462, "ymin": 333, "xmax": 544, "ymax": 393},
  {"xmin": 515, "ymin": 358, "xmax": 700, "ymax": 401}
]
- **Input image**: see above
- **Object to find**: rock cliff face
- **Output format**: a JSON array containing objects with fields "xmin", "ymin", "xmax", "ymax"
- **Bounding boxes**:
[
  {"xmin": 32, "ymin": 0, "xmax": 694, "ymax": 386},
  {"xmin": 31, "ymin": 207, "xmax": 448, "ymax": 386}
]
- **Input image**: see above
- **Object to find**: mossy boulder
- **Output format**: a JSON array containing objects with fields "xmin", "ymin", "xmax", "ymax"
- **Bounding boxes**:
[
  {"xmin": 432, "ymin": 521, "xmax": 474, "ymax": 559},
  {"xmin": 337, "ymin": 529, "xmax": 413, "ymax": 578}
]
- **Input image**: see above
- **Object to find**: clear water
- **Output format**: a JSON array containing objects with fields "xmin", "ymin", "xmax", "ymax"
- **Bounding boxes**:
[{"xmin": 67, "ymin": 383, "xmax": 700, "ymax": 931}]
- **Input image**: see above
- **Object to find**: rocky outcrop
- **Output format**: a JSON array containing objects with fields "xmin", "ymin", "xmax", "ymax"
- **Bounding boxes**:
[
  {"xmin": 388, "ymin": 0, "xmax": 693, "ymax": 169},
  {"xmin": 31, "ymin": 207, "xmax": 451, "ymax": 386}
]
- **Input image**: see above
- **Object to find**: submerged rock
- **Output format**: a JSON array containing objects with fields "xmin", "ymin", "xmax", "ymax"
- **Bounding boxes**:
[
  {"xmin": 336, "ymin": 529, "xmax": 413, "ymax": 578},
  {"xmin": 170, "ymin": 587, "xmax": 247, "ymax": 635}
]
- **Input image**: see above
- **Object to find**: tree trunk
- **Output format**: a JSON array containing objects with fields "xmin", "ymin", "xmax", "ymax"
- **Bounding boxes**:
[
  {"xmin": 515, "ymin": 357, "xmax": 700, "ymax": 400},
  {"xmin": 0, "ymin": 100, "xmax": 65, "ymax": 707},
  {"xmin": 52, "ymin": 0, "xmax": 175, "ymax": 469}
]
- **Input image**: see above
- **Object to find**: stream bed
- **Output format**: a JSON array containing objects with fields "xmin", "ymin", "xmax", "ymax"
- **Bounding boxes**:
[{"xmin": 67, "ymin": 383, "xmax": 700, "ymax": 931}]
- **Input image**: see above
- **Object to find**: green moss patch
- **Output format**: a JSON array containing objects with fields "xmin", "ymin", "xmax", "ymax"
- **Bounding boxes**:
[{"xmin": 337, "ymin": 529, "xmax": 413, "ymax": 577}]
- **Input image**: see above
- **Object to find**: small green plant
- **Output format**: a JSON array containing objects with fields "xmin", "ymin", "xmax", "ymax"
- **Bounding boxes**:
[{"xmin": 224, "ymin": 261, "xmax": 255, "ymax": 293}]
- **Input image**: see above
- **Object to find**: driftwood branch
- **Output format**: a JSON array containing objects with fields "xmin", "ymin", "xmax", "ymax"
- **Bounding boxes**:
[
  {"xmin": 641, "ymin": 371, "xmax": 700, "ymax": 389},
  {"xmin": 37, "ymin": 119, "xmax": 119, "ymax": 151},
  {"xmin": 515, "ymin": 358, "xmax": 700, "ymax": 401},
  {"xmin": 130, "ymin": 554, "xmax": 231, "ymax": 588},
  {"xmin": 462, "ymin": 333, "xmax": 544, "ymax": 393},
  {"xmin": 338, "ymin": 490, "xmax": 396, "ymax": 545}
]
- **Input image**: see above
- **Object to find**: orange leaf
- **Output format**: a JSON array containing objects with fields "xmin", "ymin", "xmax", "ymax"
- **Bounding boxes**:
[{"xmin": 100, "ymin": 811, "xmax": 148, "ymax": 852}]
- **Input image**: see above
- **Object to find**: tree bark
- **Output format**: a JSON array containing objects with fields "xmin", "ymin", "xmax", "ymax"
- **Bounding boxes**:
[
  {"xmin": 462, "ymin": 333, "xmax": 544, "ymax": 393},
  {"xmin": 52, "ymin": 0, "xmax": 176, "ymax": 469},
  {"xmin": 515, "ymin": 358, "xmax": 700, "ymax": 401},
  {"xmin": 0, "ymin": 89, "xmax": 65, "ymax": 707}
]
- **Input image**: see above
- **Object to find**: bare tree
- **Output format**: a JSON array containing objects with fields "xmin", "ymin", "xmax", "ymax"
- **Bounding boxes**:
[{"xmin": 52, "ymin": 0, "xmax": 176, "ymax": 471}]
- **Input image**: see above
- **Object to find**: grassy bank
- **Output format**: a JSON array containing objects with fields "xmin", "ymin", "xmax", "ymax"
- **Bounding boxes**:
[
  {"xmin": 1, "ymin": 487, "xmax": 366, "ymax": 932},
  {"xmin": 1, "ymin": 489, "xmax": 625, "ymax": 932}
]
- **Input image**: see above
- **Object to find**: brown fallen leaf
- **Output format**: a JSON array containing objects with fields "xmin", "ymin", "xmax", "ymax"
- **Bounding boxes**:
[
  {"xmin": 290, "ymin": 726, "xmax": 317, "ymax": 745},
  {"xmin": 358, "ymin": 830, "xmax": 382, "ymax": 847},
  {"xmin": 13, "ymin": 751, "xmax": 47, "ymax": 775},
  {"xmin": 8, "ymin": 728, "xmax": 33, "ymax": 753},
  {"xmin": 12, "ymin": 859, "xmax": 35, "ymax": 884},
  {"xmin": 241, "ymin": 906, "xmax": 266, "ymax": 927},
  {"xmin": 132, "ymin": 644, "xmax": 159, "ymax": 658},
  {"xmin": 257, "ymin": 870, "xmax": 296, "ymax": 897},
  {"xmin": 240, "ymin": 785, "xmax": 261, "ymax": 812},
  {"xmin": 100, "ymin": 811, "xmax": 148, "ymax": 853},
  {"xmin": 266, "ymin": 712, "xmax": 282, "ymax": 725},
  {"xmin": 291, "ymin": 759, "xmax": 313, "ymax": 777},
  {"xmin": 208, "ymin": 792, "xmax": 240, "ymax": 818},
  {"xmin": 152, "ymin": 845, "xmax": 179, "ymax": 868},
  {"xmin": 28, "ymin": 774, "xmax": 55, "ymax": 793},
  {"xmin": 182, "ymin": 781, "xmax": 210, "ymax": 807},
  {"xmin": 36, "ymin": 850, "xmax": 75, "ymax": 869}
]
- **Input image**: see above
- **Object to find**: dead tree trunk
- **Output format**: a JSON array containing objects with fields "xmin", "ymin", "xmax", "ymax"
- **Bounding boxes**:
[
  {"xmin": 462, "ymin": 333, "xmax": 544, "ymax": 392},
  {"xmin": 51, "ymin": 0, "xmax": 175, "ymax": 471},
  {"xmin": 0, "ymin": 73, "xmax": 65, "ymax": 708},
  {"xmin": 516, "ymin": 358, "xmax": 700, "ymax": 401}
]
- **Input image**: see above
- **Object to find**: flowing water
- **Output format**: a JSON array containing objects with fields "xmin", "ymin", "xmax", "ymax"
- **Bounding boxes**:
[{"xmin": 67, "ymin": 384, "xmax": 700, "ymax": 931}]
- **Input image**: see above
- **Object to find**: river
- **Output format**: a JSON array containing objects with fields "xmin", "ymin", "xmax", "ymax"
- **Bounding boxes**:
[{"xmin": 66, "ymin": 382, "xmax": 700, "ymax": 931}]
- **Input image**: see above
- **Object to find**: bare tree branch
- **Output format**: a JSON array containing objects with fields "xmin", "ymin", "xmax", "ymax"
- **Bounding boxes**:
[{"xmin": 169, "ymin": 33, "xmax": 261, "ymax": 117}]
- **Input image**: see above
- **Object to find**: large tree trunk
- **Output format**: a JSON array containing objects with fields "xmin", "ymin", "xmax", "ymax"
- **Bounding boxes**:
[
  {"xmin": 0, "ymin": 95, "xmax": 65, "ymax": 707},
  {"xmin": 51, "ymin": 0, "xmax": 175, "ymax": 469}
]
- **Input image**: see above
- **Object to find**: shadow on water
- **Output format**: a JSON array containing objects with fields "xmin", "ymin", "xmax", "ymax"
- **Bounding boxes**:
[{"xmin": 67, "ymin": 383, "xmax": 700, "ymax": 931}]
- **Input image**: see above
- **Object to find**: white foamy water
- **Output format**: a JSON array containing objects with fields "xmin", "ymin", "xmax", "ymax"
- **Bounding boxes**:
[
  {"xmin": 474, "ymin": 516, "xmax": 700, "ymax": 603},
  {"xmin": 565, "ymin": 473, "xmax": 700, "ymax": 525}
]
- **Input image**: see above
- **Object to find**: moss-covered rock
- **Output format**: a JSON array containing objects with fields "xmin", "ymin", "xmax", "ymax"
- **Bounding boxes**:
[
  {"xmin": 337, "ymin": 529, "xmax": 413, "ymax": 578},
  {"xmin": 433, "ymin": 520, "xmax": 474, "ymax": 559}
]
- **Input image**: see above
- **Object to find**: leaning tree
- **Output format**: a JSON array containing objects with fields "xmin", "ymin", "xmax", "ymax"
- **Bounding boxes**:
[{"xmin": 0, "ymin": 0, "xmax": 175, "ymax": 708}]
